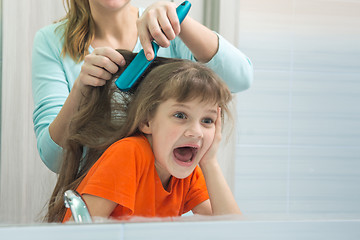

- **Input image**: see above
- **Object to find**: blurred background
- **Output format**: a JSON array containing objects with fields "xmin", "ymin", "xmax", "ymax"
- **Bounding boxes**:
[{"xmin": 0, "ymin": 0, "xmax": 359, "ymax": 224}]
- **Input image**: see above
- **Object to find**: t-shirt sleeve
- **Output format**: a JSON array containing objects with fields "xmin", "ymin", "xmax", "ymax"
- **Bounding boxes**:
[
  {"xmin": 183, "ymin": 166, "xmax": 209, "ymax": 214},
  {"xmin": 79, "ymin": 139, "xmax": 141, "ymax": 215}
]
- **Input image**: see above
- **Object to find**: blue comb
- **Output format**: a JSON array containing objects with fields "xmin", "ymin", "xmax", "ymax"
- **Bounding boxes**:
[{"xmin": 115, "ymin": 1, "xmax": 192, "ymax": 91}]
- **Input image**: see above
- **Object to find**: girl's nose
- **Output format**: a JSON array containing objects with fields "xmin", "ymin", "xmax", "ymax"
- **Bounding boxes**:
[{"xmin": 184, "ymin": 122, "xmax": 203, "ymax": 138}]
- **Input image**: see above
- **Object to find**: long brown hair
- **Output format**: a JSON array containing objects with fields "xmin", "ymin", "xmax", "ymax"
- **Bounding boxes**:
[
  {"xmin": 45, "ymin": 50, "xmax": 233, "ymax": 222},
  {"xmin": 57, "ymin": 0, "xmax": 94, "ymax": 62}
]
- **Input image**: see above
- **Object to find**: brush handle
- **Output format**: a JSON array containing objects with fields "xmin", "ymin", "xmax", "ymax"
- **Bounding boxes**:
[
  {"xmin": 115, "ymin": 1, "xmax": 192, "ymax": 92},
  {"xmin": 177, "ymin": 1, "xmax": 192, "ymax": 24}
]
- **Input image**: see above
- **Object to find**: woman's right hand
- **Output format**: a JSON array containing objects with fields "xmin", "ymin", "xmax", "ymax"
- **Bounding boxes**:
[
  {"xmin": 77, "ymin": 47, "xmax": 126, "ymax": 88},
  {"xmin": 137, "ymin": 2, "xmax": 180, "ymax": 61}
]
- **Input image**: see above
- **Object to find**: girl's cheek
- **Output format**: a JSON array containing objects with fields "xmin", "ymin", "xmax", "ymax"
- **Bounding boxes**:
[
  {"xmin": 204, "ymin": 131, "xmax": 215, "ymax": 147},
  {"xmin": 208, "ymin": 128, "xmax": 216, "ymax": 140}
]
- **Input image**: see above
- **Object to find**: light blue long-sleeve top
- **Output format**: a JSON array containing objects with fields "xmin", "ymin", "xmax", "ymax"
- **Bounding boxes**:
[{"xmin": 32, "ymin": 9, "xmax": 253, "ymax": 173}]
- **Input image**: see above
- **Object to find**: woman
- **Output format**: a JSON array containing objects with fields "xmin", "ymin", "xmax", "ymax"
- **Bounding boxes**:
[{"xmin": 32, "ymin": 0, "xmax": 253, "ymax": 172}]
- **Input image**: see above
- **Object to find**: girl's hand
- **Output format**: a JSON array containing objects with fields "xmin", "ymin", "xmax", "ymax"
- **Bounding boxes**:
[
  {"xmin": 137, "ymin": 2, "xmax": 181, "ymax": 61},
  {"xmin": 77, "ymin": 47, "xmax": 125, "ymax": 88},
  {"xmin": 199, "ymin": 107, "xmax": 222, "ymax": 169}
]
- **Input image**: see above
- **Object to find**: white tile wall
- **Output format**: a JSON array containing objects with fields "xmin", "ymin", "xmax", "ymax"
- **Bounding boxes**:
[
  {"xmin": 1, "ymin": 0, "xmax": 64, "ymax": 224},
  {"xmin": 233, "ymin": 0, "xmax": 360, "ymax": 216}
]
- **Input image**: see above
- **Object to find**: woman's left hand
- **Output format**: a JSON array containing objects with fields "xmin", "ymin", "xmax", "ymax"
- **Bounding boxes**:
[
  {"xmin": 137, "ymin": 2, "xmax": 181, "ymax": 61},
  {"xmin": 199, "ymin": 107, "xmax": 222, "ymax": 169}
]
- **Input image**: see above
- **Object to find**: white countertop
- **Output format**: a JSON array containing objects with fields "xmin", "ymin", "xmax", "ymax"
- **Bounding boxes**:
[{"xmin": 1, "ymin": 215, "xmax": 360, "ymax": 240}]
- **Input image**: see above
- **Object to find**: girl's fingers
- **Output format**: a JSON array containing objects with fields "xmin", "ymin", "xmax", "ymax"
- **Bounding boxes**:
[
  {"xmin": 214, "ymin": 107, "xmax": 222, "ymax": 143},
  {"xmin": 199, "ymin": 107, "xmax": 222, "ymax": 168}
]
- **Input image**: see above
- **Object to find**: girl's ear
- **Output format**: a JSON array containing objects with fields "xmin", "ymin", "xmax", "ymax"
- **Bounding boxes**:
[{"xmin": 139, "ymin": 121, "xmax": 152, "ymax": 134}]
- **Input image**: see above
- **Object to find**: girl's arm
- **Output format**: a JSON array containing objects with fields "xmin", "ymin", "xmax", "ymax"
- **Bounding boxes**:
[
  {"xmin": 81, "ymin": 194, "xmax": 118, "ymax": 219},
  {"xmin": 195, "ymin": 108, "xmax": 241, "ymax": 215},
  {"xmin": 198, "ymin": 162, "xmax": 241, "ymax": 215}
]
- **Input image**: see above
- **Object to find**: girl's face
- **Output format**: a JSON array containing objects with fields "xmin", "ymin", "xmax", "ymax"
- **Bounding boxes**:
[{"xmin": 141, "ymin": 98, "xmax": 218, "ymax": 183}]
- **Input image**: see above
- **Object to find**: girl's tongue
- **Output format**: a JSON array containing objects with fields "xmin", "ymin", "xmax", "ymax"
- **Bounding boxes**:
[{"xmin": 173, "ymin": 147, "xmax": 194, "ymax": 162}]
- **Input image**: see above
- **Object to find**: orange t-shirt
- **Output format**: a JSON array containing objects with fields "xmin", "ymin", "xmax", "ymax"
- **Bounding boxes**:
[{"xmin": 63, "ymin": 135, "xmax": 209, "ymax": 222}]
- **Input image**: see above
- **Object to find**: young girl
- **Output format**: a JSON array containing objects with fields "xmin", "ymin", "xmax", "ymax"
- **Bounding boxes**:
[{"xmin": 45, "ymin": 50, "xmax": 241, "ymax": 222}]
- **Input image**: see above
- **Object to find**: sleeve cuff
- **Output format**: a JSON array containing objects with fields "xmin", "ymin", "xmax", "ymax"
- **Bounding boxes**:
[{"xmin": 38, "ymin": 127, "xmax": 63, "ymax": 173}]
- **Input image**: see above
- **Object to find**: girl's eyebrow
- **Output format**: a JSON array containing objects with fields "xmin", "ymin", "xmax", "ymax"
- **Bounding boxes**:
[
  {"xmin": 208, "ymin": 109, "xmax": 218, "ymax": 115},
  {"xmin": 171, "ymin": 103, "xmax": 217, "ymax": 115},
  {"xmin": 171, "ymin": 103, "xmax": 190, "ymax": 109}
]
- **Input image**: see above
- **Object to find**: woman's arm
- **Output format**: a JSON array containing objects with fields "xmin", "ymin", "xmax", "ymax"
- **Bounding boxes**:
[
  {"xmin": 32, "ymin": 28, "xmax": 73, "ymax": 172},
  {"xmin": 32, "ymin": 27, "xmax": 124, "ymax": 172},
  {"xmin": 49, "ymin": 47, "xmax": 125, "ymax": 148},
  {"xmin": 178, "ymin": 16, "xmax": 218, "ymax": 63},
  {"xmin": 137, "ymin": 2, "xmax": 253, "ymax": 93}
]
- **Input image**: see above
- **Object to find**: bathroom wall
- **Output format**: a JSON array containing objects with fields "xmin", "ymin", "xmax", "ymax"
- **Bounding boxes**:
[
  {"xmin": 0, "ymin": 0, "xmax": 64, "ymax": 224},
  {"xmin": 229, "ymin": 0, "xmax": 360, "ymax": 216},
  {"xmin": 0, "ymin": 1, "xmax": 2, "ymax": 156}
]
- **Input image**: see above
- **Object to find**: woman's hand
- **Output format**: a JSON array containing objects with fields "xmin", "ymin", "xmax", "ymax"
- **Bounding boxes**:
[
  {"xmin": 199, "ymin": 107, "xmax": 222, "ymax": 169},
  {"xmin": 137, "ymin": 2, "xmax": 181, "ymax": 61},
  {"xmin": 51, "ymin": 47, "xmax": 125, "ymax": 148},
  {"xmin": 76, "ymin": 47, "xmax": 125, "ymax": 88}
]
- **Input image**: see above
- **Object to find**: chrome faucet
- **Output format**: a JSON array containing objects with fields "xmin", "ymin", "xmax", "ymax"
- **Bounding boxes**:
[{"xmin": 64, "ymin": 190, "xmax": 92, "ymax": 223}]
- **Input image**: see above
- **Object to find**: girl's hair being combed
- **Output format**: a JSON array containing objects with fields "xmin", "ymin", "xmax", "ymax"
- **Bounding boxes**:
[
  {"xmin": 57, "ymin": 0, "xmax": 94, "ymax": 62},
  {"xmin": 45, "ymin": 50, "xmax": 232, "ymax": 222}
]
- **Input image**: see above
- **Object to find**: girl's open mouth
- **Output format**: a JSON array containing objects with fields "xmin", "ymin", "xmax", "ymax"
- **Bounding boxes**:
[{"xmin": 173, "ymin": 146, "xmax": 198, "ymax": 166}]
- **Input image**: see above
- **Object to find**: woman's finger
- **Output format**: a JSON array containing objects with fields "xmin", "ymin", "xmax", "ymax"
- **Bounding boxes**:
[
  {"xmin": 157, "ymin": 12, "xmax": 176, "ymax": 41},
  {"xmin": 83, "ymin": 63, "xmax": 113, "ymax": 80},
  {"xmin": 78, "ymin": 71, "xmax": 107, "ymax": 87},
  {"xmin": 92, "ymin": 47, "xmax": 125, "ymax": 67},
  {"xmin": 166, "ymin": 5, "xmax": 181, "ymax": 36},
  {"xmin": 138, "ymin": 26, "xmax": 155, "ymax": 61},
  {"xmin": 147, "ymin": 13, "xmax": 170, "ymax": 48}
]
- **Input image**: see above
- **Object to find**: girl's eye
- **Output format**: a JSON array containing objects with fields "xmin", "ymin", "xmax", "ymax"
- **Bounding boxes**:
[
  {"xmin": 202, "ymin": 118, "xmax": 214, "ymax": 124},
  {"xmin": 174, "ymin": 112, "xmax": 187, "ymax": 119}
]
